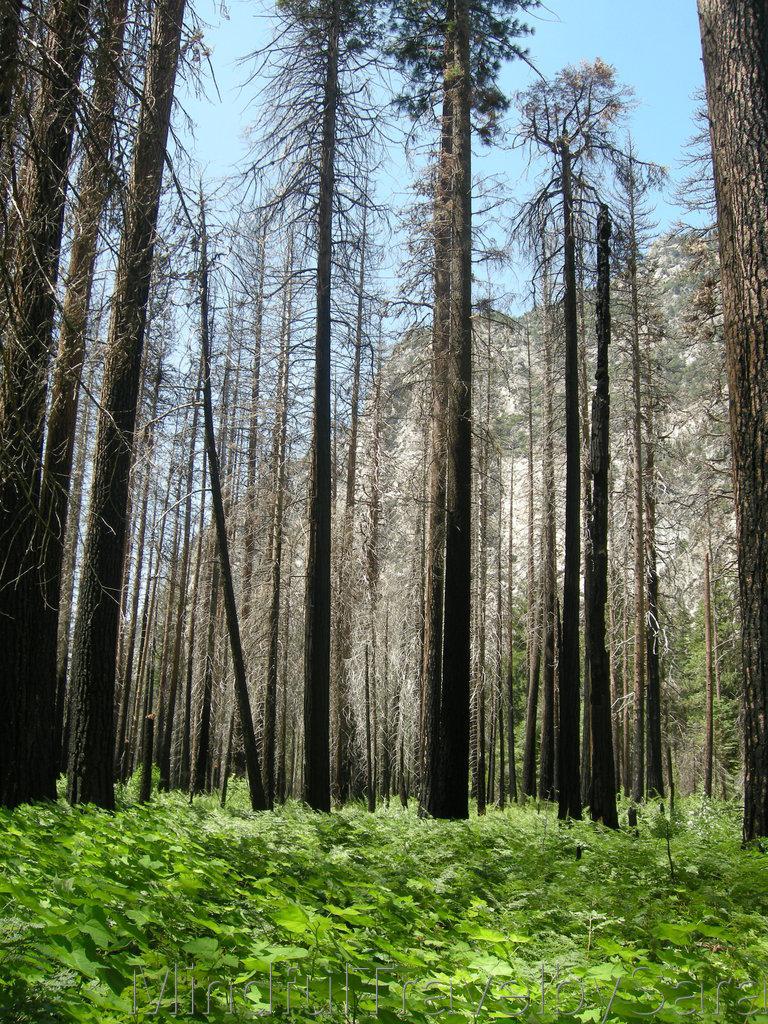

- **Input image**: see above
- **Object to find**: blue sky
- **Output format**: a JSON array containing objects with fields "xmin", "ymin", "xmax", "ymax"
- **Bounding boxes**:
[
  {"xmin": 177, "ymin": 0, "xmax": 706, "ymax": 308},
  {"xmin": 180, "ymin": 0, "xmax": 705, "ymax": 204}
]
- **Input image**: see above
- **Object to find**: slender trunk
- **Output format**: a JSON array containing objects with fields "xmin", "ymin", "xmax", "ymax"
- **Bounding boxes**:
[
  {"xmin": 578, "ymin": 256, "xmax": 592, "ymax": 807},
  {"xmin": 277, "ymin": 557, "xmax": 292, "ymax": 804},
  {"xmin": 364, "ymin": 645, "xmax": 374, "ymax": 812},
  {"xmin": 475, "ymin": 374, "xmax": 489, "ymax": 816},
  {"xmin": 539, "ymin": 294, "xmax": 557, "ymax": 803},
  {"xmin": 557, "ymin": 140, "xmax": 582, "ymax": 821},
  {"xmin": 192, "ymin": 536, "xmax": 218, "ymax": 796},
  {"xmin": 703, "ymin": 547, "xmax": 715, "ymax": 798},
  {"xmin": 627, "ymin": 155, "xmax": 646, "ymax": 806},
  {"xmin": 240, "ymin": 219, "xmax": 267, "ymax": 616},
  {"xmin": 521, "ymin": 327, "xmax": 539, "ymax": 800},
  {"xmin": 644, "ymin": 348, "xmax": 664, "ymax": 797},
  {"xmin": 114, "ymin": 388, "xmax": 160, "ymax": 780},
  {"xmin": 158, "ymin": 371, "xmax": 200, "ymax": 789},
  {"xmin": 56, "ymin": 357, "xmax": 95, "ymax": 762},
  {"xmin": 586, "ymin": 205, "xmax": 618, "ymax": 829},
  {"xmin": 303, "ymin": 10, "xmax": 339, "ymax": 813},
  {"xmin": 365, "ymin": 344, "xmax": 383, "ymax": 808},
  {"xmin": 198, "ymin": 199, "xmax": 267, "ymax": 812},
  {"xmin": 608, "ymin": 507, "xmax": 623, "ymax": 794},
  {"xmin": 263, "ymin": 247, "xmax": 292, "ymax": 808},
  {"xmin": 138, "ymin": 637, "xmax": 156, "ymax": 805},
  {"xmin": 179, "ymin": 441, "xmax": 207, "ymax": 791},
  {"xmin": 505, "ymin": 459, "xmax": 518, "ymax": 803},
  {"xmin": 333, "ymin": 207, "xmax": 366, "ymax": 803}
]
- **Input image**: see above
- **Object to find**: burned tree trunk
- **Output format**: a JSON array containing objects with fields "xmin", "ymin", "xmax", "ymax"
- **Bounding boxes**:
[
  {"xmin": 586, "ymin": 205, "xmax": 618, "ymax": 829},
  {"xmin": 39, "ymin": 0, "xmax": 128, "ymax": 777},
  {"xmin": 303, "ymin": 9, "xmax": 339, "ymax": 813},
  {"xmin": 66, "ymin": 0, "xmax": 186, "ymax": 807},
  {"xmin": 557, "ymin": 139, "xmax": 582, "ymax": 821},
  {"xmin": 698, "ymin": 0, "xmax": 768, "ymax": 842},
  {"xmin": 0, "ymin": 0, "xmax": 94, "ymax": 807}
]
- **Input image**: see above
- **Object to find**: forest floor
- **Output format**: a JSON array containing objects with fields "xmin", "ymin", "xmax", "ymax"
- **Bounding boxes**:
[{"xmin": 0, "ymin": 784, "xmax": 766, "ymax": 1023}]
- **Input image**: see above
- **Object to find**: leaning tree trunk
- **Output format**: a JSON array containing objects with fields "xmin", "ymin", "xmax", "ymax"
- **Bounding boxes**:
[
  {"xmin": 557, "ymin": 140, "xmax": 582, "ymax": 821},
  {"xmin": 0, "ymin": 0, "xmax": 93, "ymax": 807},
  {"xmin": 586, "ymin": 205, "xmax": 618, "ymax": 829},
  {"xmin": 66, "ymin": 0, "xmax": 186, "ymax": 808},
  {"xmin": 157, "ymin": 367, "xmax": 200, "ymax": 790},
  {"xmin": 197, "ymin": 198, "xmax": 267, "ymax": 812},
  {"xmin": 698, "ymin": 0, "xmax": 768, "ymax": 843},
  {"xmin": 436, "ymin": 0, "xmax": 472, "ymax": 820},
  {"xmin": 303, "ymin": 10, "xmax": 339, "ymax": 813}
]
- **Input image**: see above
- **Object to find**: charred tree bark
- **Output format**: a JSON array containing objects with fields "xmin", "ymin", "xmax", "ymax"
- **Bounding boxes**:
[
  {"xmin": 698, "ymin": 0, "xmax": 768, "ymax": 842},
  {"xmin": 626, "ymin": 155, "xmax": 646, "ymax": 806},
  {"xmin": 65, "ymin": 0, "xmax": 186, "ymax": 807},
  {"xmin": 303, "ymin": 8, "xmax": 339, "ymax": 813},
  {"xmin": 557, "ymin": 139, "xmax": 582, "ymax": 821},
  {"xmin": 586, "ymin": 205, "xmax": 618, "ymax": 829},
  {"xmin": 38, "ymin": 0, "xmax": 128, "ymax": 778},
  {"xmin": 0, "ymin": 0, "xmax": 94, "ymax": 807}
]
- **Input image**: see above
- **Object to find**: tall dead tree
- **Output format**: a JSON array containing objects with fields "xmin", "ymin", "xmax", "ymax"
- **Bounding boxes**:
[
  {"xmin": 586, "ymin": 205, "xmax": 618, "ymax": 828},
  {"xmin": 39, "ymin": 0, "xmax": 128, "ymax": 776},
  {"xmin": 197, "ymin": 198, "xmax": 267, "ymax": 812},
  {"xmin": 66, "ymin": 0, "xmax": 187, "ymax": 807},
  {"xmin": 516, "ymin": 60, "xmax": 631, "ymax": 818},
  {"xmin": 0, "ymin": 0, "xmax": 94, "ymax": 806},
  {"xmin": 303, "ymin": 5, "xmax": 339, "ymax": 813}
]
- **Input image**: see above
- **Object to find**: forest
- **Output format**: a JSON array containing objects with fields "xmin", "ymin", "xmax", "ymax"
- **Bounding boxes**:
[{"xmin": 0, "ymin": 0, "xmax": 767, "ymax": 1020}]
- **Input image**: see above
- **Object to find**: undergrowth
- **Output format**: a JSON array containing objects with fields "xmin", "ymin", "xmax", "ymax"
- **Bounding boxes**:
[{"xmin": 0, "ymin": 783, "xmax": 766, "ymax": 1022}]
